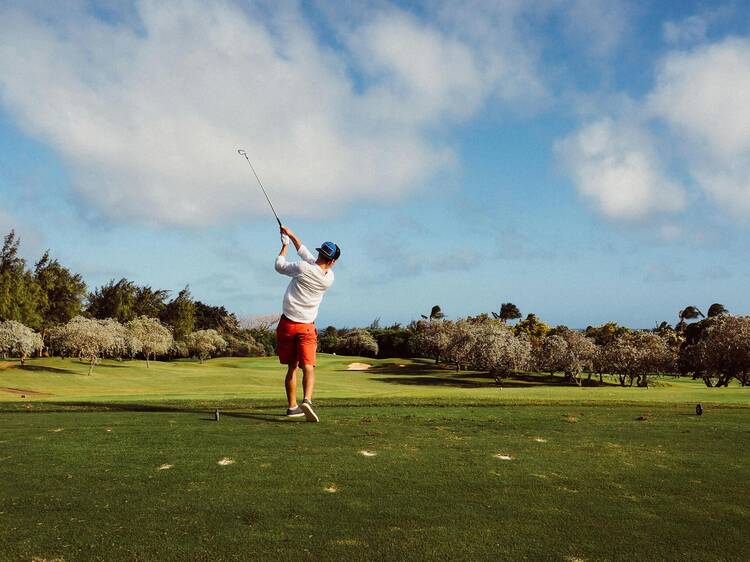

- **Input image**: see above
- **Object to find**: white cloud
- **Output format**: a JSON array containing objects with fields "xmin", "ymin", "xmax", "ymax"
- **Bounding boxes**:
[
  {"xmin": 663, "ymin": 16, "xmax": 710, "ymax": 45},
  {"xmin": 557, "ymin": 0, "xmax": 633, "ymax": 57},
  {"xmin": 346, "ymin": 11, "xmax": 486, "ymax": 125},
  {"xmin": 662, "ymin": 5, "xmax": 733, "ymax": 46},
  {"xmin": 555, "ymin": 118, "xmax": 686, "ymax": 221},
  {"xmin": 648, "ymin": 37, "xmax": 750, "ymax": 218},
  {"xmin": 0, "ymin": 1, "xmax": 547, "ymax": 227}
]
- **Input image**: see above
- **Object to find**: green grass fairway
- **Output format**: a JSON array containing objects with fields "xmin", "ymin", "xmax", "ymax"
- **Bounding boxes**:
[
  {"xmin": 2, "ymin": 357, "xmax": 749, "ymax": 561},
  {"xmin": 1, "ymin": 355, "xmax": 748, "ymax": 404}
]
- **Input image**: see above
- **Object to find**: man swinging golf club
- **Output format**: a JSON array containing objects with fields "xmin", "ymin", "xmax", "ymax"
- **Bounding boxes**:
[{"xmin": 275, "ymin": 226, "xmax": 340, "ymax": 422}]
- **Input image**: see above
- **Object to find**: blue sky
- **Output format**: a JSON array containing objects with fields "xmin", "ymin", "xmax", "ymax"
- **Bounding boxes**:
[{"xmin": 1, "ymin": 0, "xmax": 749, "ymax": 329}]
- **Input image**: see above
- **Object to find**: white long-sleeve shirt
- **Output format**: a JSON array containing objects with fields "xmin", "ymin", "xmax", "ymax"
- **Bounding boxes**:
[{"xmin": 275, "ymin": 245, "xmax": 334, "ymax": 324}]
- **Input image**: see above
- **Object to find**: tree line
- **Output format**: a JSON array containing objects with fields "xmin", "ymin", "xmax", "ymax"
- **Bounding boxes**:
[
  {"xmin": 0, "ymin": 231, "xmax": 271, "ymax": 370},
  {"xmin": 319, "ymin": 304, "xmax": 750, "ymax": 388},
  {"xmin": 1, "ymin": 230, "xmax": 748, "ymax": 386}
]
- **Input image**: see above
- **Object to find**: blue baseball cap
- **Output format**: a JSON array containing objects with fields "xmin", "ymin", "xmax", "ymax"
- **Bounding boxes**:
[{"xmin": 316, "ymin": 241, "xmax": 340, "ymax": 260}]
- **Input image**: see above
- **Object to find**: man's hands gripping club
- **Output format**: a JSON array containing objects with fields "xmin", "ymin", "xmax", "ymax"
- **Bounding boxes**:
[{"xmin": 279, "ymin": 225, "xmax": 301, "ymax": 252}]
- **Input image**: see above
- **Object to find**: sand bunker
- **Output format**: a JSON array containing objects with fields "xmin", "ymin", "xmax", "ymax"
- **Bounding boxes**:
[
  {"xmin": 347, "ymin": 362, "xmax": 372, "ymax": 370},
  {"xmin": 359, "ymin": 450, "xmax": 377, "ymax": 457},
  {"xmin": 217, "ymin": 457, "xmax": 235, "ymax": 466},
  {"xmin": 157, "ymin": 464, "xmax": 173, "ymax": 470},
  {"xmin": 494, "ymin": 454, "xmax": 514, "ymax": 461},
  {"xmin": 324, "ymin": 484, "xmax": 338, "ymax": 493}
]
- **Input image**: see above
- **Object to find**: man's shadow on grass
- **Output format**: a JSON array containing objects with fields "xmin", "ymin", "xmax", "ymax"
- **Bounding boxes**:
[
  {"xmin": 16, "ymin": 365, "xmax": 78, "ymax": 375},
  {"xmin": 9, "ymin": 401, "xmax": 291, "ymax": 424}
]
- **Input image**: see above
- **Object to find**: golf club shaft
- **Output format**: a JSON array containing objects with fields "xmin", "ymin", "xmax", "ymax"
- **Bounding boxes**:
[{"xmin": 237, "ymin": 149, "xmax": 282, "ymax": 227}]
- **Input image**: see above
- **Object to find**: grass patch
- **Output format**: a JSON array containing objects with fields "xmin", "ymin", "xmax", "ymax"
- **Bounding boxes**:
[
  {"xmin": 1, "ymin": 356, "xmax": 748, "ymax": 560},
  {"xmin": 1, "ymin": 356, "xmax": 748, "ymax": 405},
  {"xmin": 1, "ymin": 403, "xmax": 749, "ymax": 561}
]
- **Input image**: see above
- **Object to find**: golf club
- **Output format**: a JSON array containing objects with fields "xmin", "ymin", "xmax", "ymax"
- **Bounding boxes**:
[{"xmin": 237, "ymin": 149, "xmax": 282, "ymax": 227}]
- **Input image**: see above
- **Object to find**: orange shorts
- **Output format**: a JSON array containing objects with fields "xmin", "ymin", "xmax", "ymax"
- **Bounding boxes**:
[{"xmin": 276, "ymin": 316, "xmax": 317, "ymax": 366}]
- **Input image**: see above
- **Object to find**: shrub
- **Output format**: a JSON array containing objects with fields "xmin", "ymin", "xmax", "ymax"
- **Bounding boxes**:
[
  {"xmin": 186, "ymin": 329, "xmax": 227, "ymax": 363},
  {"xmin": 336, "ymin": 329, "xmax": 378, "ymax": 358}
]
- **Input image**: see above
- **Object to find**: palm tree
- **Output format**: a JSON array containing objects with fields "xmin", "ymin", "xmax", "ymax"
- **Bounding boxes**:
[
  {"xmin": 421, "ymin": 305, "xmax": 445, "ymax": 320},
  {"xmin": 492, "ymin": 302, "xmax": 521, "ymax": 323},
  {"xmin": 677, "ymin": 306, "xmax": 704, "ymax": 332},
  {"xmin": 707, "ymin": 303, "xmax": 728, "ymax": 318}
]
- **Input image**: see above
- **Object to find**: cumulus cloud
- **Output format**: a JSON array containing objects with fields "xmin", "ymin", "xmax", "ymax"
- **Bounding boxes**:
[
  {"xmin": 662, "ymin": 5, "xmax": 733, "ymax": 46},
  {"xmin": 557, "ymin": 0, "xmax": 633, "ymax": 57},
  {"xmin": 555, "ymin": 118, "xmax": 685, "ymax": 220},
  {"xmin": 0, "ymin": 1, "xmax": 545, "ymax": 226},
  {"xmin": 648, "ymin": 37, "xmax": 750, "ymax": 218}
]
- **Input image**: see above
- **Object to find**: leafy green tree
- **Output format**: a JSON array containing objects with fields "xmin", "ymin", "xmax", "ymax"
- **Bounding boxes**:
[
  {"xmin": 194, "ymin": 301, "xmax": 240, "ymax": 333},
  {"xmin": 493, "ymin": 302, "xmax": 521, "ymax": 323},
  {"xmin": 707, "ymin": 303, "xmax": 728, "ymax": 318},
  {"xmin": 367, "ymin": 323, "xmax": 414, "ymax": 358},
  {"xmin": 161, "ymin": 286, "xmax": 196, "ymax": 342},
  {"xmin": 34, "ymin": 251, "xmax": 87, "ymax": 334},
  {"xmin": 87, "ymin": 278, "xmax": 138, "ymax": 322},
  {"xmin": 514, "ymin": 313, "xmax": 550, "ymax": 339},
  {"xmin": 318, "ymin": 325, "xmax": 339, "ymax": 354},
  {"xmin": 0, "ymin": 232, "xmax": 46, "ymax": 330},
  {"xmin": 584, "ymin": 322, "xmax": 630, "ymax": 346},
  {"xmin": 133, "ymin": 286, "xmax": 169, "ymax": 318}
]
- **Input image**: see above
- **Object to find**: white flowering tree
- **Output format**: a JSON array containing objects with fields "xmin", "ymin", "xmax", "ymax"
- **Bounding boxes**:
[
  {"xmin": 412, "ymin": 319, "xmax": 453, "ymax": 364},
  {"xmin": 0, "ymin": 320, "xmax": 43, "ymax": 364},
  {"xmin": 57, "ymin": 316, "xmax": 129, "ymax": 375},
  {"xmin": 126, "ymin": 316, "xmax": 173, "ymax": 367},
  {"xmin": 537, "ymin": 335, "xmax": 569, "ymax": 375},
  {"xmin": 240, "ymin": 314, "xmax": 280, "ymax": 331},
  {"xmin": 538, "ymin": 329, "xmax": 598, "ymax": 386},
  {"xmin": 698, "ymin": 315, "xmax": 750, "ymax": 387},
  {"xmin": 599, "ymin": 331, "xmax": 675, "ymax": 387},
  {"xmin": 444, "ymin": 319, "xmax": 531, "ymax": 384},
  {"xmin": 186, "ymin": 329, "xmax": 227, "ymax": 363},
  {"xmin": 336, "ymin": 329, "xmax": 379, "ymax": 358},
  {"xmin": 102, "ymin": 318, "xmax": 141, "ymax": 359}
]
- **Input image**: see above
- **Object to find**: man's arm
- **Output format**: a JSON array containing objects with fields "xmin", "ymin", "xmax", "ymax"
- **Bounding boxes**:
[
  {"xmin": 275, "ymin": 233, "xmax": 304, "ymax": 276},
  {"xmin": 280, "ymin": 226, "xmax": 316, "ymax": 265}
]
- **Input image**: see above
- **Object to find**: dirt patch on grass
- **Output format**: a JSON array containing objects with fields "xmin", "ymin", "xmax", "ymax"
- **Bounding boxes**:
[
  {"xmin": 0, "ymin": 387, "xmax": 50, "ymax": 396},
  {"xmin": 0, "ymin": 361, "xmax": 15, "ymax": 370},
  {"xmin": 347, "ymin": 362, "xmax": 372, "ymax": 370}
]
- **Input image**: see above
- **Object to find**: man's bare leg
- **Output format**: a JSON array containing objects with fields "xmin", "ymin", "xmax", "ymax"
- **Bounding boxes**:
[
  {"xmin": 299, "ymin": 364, "xmax": 319, "ymax": 422},
  {"xmin": 302, "ymin": 364, "xmax": 315, "ymax": 402},
  {"xmin": 285, "ymin": 361, "xmax": 299, "ymax": 408}
]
